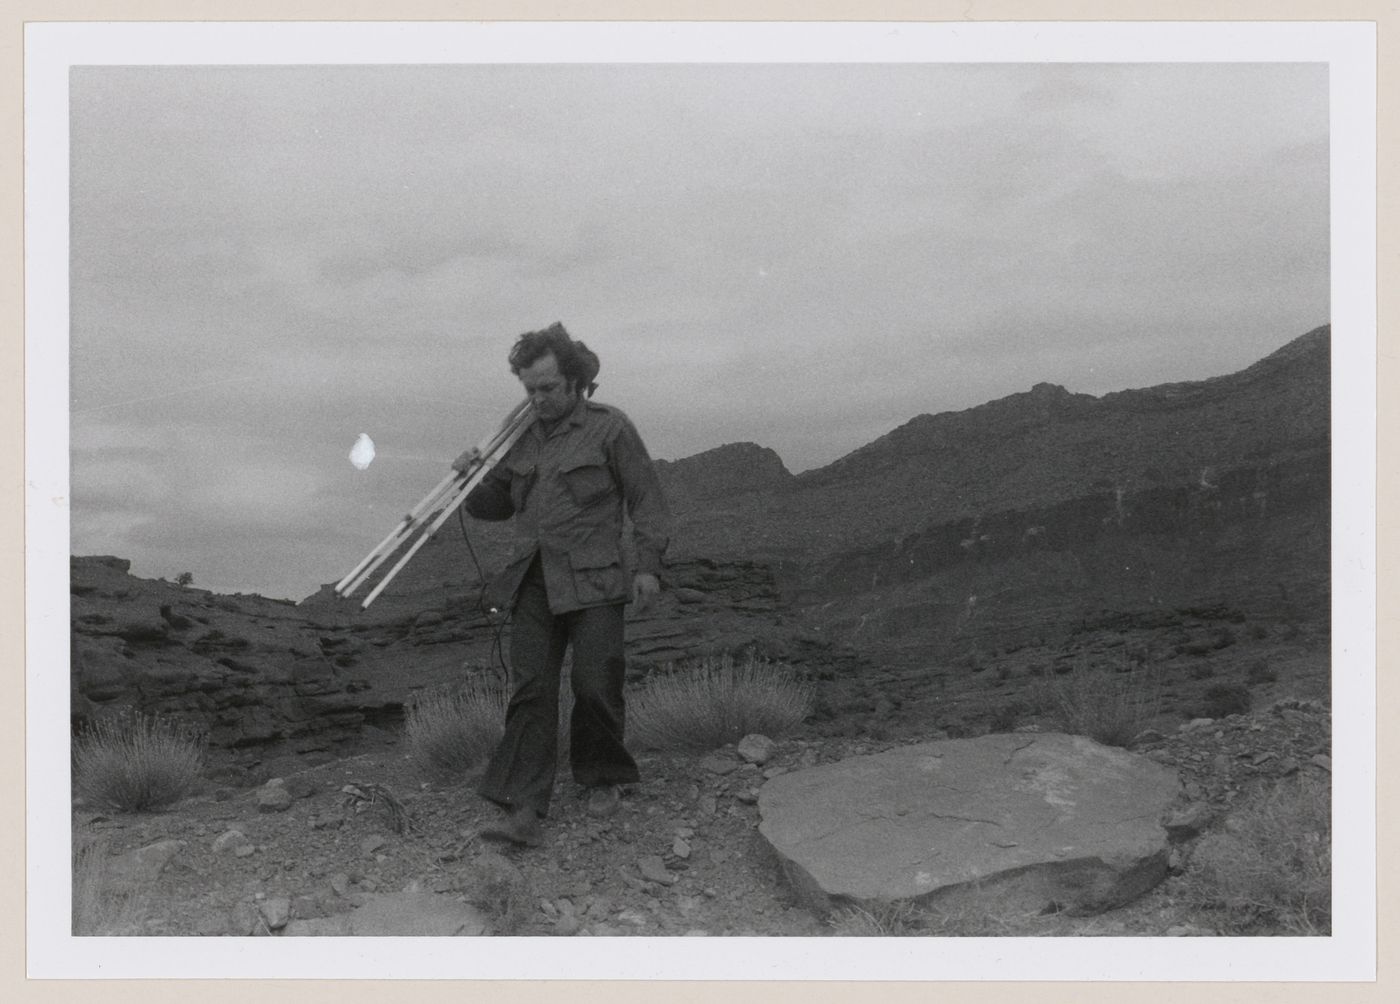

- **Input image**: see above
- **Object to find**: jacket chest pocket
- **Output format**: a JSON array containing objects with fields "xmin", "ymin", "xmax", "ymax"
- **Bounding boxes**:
[{"xmin": 559, "ymin": 451, "xmax": 614, "ymax": 507}]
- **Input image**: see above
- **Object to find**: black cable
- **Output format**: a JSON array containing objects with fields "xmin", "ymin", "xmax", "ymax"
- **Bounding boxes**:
[{"xmin": 457, "ymin": 504, "xmax": 511, "ymax": 686}]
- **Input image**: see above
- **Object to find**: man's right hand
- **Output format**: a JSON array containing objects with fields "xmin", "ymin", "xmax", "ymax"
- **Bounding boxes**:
[{"xmin": 452, "ymin": 447, "xmax": 483, "ymax": 473}]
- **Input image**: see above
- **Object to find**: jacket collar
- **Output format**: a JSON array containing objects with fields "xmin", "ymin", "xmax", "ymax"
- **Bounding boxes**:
[{"xmin": 535, "ymin": 393, "xmax": 589, "ymax": 440}]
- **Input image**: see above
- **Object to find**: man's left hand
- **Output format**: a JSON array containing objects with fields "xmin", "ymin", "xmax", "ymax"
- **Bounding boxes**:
[{"xmin": 631, "ymin": 573, "xmax": 661, "ymax": 614}]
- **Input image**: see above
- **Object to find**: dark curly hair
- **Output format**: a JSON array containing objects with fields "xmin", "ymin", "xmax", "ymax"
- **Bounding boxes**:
[{"xmin": 507, "ymin": 322, "xmax": 600, "ymax": 397}]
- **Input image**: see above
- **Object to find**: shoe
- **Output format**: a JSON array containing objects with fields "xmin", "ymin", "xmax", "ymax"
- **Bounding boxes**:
[
  {"xmin": 586, "ymin": 784, "xmax": 623, "ymax": 818},
  {"xmin": 480, "ymin": 806, "xmax": 544, "ymax": 847}
]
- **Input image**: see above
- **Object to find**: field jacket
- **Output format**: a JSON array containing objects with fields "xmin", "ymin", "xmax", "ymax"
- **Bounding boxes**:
[{"xmin": 464, "ymin": 397, "xmax": 671, "ymax": 614}]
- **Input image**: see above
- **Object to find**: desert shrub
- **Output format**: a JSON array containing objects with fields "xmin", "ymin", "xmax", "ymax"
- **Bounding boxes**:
[
  {"xmin": 828, "ymin": 900, "xmax": 924, "ymax": 936},
  {"xmin": 72, "ymin": 710, "xmax": 206, "ymax": 812},
  {"xmin": 1178, "ymin": 774, "xmax": 1330, "ymax": 935},
  {"xmin": 1198, "ymin": 682, "xmax": 1251, "ymax": 718},
  {"xmin": 1032, "ymin": 665, "xmax": 1162, "ymax": 747},
  {"xmin": 628, "ymin": 652, "xmax": 814, "ymax": 752},
  {"xmin": 72, "ymin": 837, "xmax": 147, "ymax": 936},
  {"xmin": 406, "ymin": 673, "xmax": 576, "ymax": 779},
  {"xmin": 404, "ymin": 677, "xmax": 508, "ymax": 777}
]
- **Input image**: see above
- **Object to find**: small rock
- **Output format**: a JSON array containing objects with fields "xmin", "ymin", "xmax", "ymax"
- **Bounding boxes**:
[
  {"xmin": 698, "ymin": 795, "xmax": 718, "ymax": 816},
  {"xmin": 230, "ymin": 902, "xmax": 262, "ymax": 936},
  {"xmin": 259, "ymin": 896, "xmax": 292, "ymax": 930},
  {"xmin": 195, "ymin": 913, "xmax": 230, "ymax": 937},
  {"xmin": 1166, "ymin": 923, "xmax": 1210, "ymax": 937},
  {"xmin": 762, "ymin": 766, "xmax": 788, "ymax": 779},
  {"xmin": 672, "ymin": 587, "xmax": 707, "ymax": 604},
  {"xmin": 329, "ymin": 873, "xmax": 352, "ymax": 897},
  {"xmin": 617, "ymin": 908, "xmax": 649, "ymax": 928},
  {"xmin": 684, "ymin": 929, "xmax": 710, "ymax": 936},
  {"xmin": 283, "ymin": 916, "xmax": 351, "ymax": 936},
  {"xmin": 360, "ymin": 834, "xmax": 388, "ymax": 856},
  {"xmin": 105, "ymin": 839, "xmax": 186, "ymax": 894},
  {"xmin": 291, "ymin": 894, "xmax": 325, "ymax": 920},
  {"xmin": 555, "ymin": 914, "xmax": 581, "ymax": 936},
  {"xmin": 284, "ymin": 776, "xmax": 319, "ymax": 799},
  {"xmin": 257, "ymin": 782, "xmax": 294, "ymax": 814},
  {"xmin": 637, "ymin": 855, "xmax": 677, "ymax": 886},
  {"xmin": 212, "ymin": 829, "xmax": 253, "ymax": 856},
  {"xmin": 672, "ymin": 837, "xmax": 692, "ymax": 859},
  {"xmin": 341, "ymin": 892, "xmax": 489, "ymax": 936},
  {"xmin": 585, "ymin": 896, "xmax": 613, "ymax": 920},
  {"xmin": 1162, "ymin": 803, "xmax": 1213, "ymax": 841},
  {"xmin": 1310, "ymin": 754, "xmax": 1332, "ymax": 771},
  {"xmin": 736, "ymin": 734, "xmax": 777, "ymax": 766},
  {"xmin": 702, "ymin": 754, "xmax": 738, "ymax": 776},
  {"xmin": 736, "ymin": 789, "xmax": 759, "ymax": 805}
]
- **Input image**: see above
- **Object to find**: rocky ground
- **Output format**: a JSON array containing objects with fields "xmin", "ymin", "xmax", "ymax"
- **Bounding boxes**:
[{"xmin": 73, "ymin": 623, "xmax": 1331, "ymax": 939}]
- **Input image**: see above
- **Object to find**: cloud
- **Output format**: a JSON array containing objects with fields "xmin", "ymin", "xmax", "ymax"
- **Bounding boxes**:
[{"xmin": 64, "ymin": 61, "xmax": 1332, "ymax": 598}]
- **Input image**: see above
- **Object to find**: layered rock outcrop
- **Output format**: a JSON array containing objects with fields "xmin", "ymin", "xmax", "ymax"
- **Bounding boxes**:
[{"xmin": 70, "ymin": 554, "xmax": 863, "ymax": 764}]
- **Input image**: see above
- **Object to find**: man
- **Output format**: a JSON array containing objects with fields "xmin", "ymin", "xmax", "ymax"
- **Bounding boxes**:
[{"xmin": 454, "ymin": 322, "xmax": 670, "ymax": 846}]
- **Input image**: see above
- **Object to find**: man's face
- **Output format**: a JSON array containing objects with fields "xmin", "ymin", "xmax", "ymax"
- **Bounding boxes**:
[{"xmin": 519, "ymin": 352, "xmax": 578, "ymax": 424}]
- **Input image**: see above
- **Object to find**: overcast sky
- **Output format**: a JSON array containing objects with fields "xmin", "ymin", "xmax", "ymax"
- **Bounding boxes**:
[{"xmin": 64, "ymin": 58, "xmax": 1330, "ymax": 600}]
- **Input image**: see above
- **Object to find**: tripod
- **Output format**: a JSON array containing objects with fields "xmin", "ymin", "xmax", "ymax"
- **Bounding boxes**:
[{"xmin": 334, "ymin": 399, "xmax": 534, "ymax": 608}]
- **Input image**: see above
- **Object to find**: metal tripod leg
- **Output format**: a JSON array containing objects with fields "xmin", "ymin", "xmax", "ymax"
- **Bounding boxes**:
[{"xmin": 334, "ymin": 399, "xmax": 533, "ymax": 605}]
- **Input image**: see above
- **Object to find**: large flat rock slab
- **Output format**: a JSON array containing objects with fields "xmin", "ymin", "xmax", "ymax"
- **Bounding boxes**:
[
  {"xmin": 758, "ymin": 733, "xmax": 1182, "ymax": 916},
  {"xmin": 284, "ymin": 892, "xmax": 490, "ymax": 936}
]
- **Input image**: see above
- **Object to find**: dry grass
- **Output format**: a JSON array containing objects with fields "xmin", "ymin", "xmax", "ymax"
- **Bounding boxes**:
[
  {"xmin": 1032, "ymin": 664, "xmax": 1163, "ymax": 747},
  {"xmin": 827, "ymin": 900, "xmax": 924, "ymax": 936},
  {"xmin": 72, "ymin": 837, "xmax": 147, "ymax": 936},
  {"xmin": 72, "ymin": 710, "xmax": 206, "ymax": 812},
  {"xmin": 627, "ymin": 652, "xmax": 814, "ymax": 752},
  {"xmin": 1178, "ymin": 773, "xmax": 1331, "ymax": 935},
  {"xmin": 404, "ymin": 677, "xmax": 508, "ymax": 777}
]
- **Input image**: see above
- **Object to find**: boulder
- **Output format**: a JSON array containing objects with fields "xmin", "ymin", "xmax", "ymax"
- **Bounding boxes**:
[
  {"xmin": 104, "ymin": 839, "xmax": 187, "ymax": 896},
  {"xmin": 758, "ymin": 732, "xmax": 1181, "ymax": 916},
  {"xmin": 332, "ymin": 891, "xmax": 490, "ymax": 936}
]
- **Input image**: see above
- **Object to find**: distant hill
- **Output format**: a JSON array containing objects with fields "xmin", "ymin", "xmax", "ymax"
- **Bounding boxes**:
[{"xmin": 652, "ymin": 325, "xmax": 1328, "ymax": 564}]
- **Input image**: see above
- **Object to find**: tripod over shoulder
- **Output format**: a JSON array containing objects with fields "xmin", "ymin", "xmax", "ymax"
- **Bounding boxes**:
[{"xmin": 334, "ymin": 399, "xmax": 533, "ymax": 608}]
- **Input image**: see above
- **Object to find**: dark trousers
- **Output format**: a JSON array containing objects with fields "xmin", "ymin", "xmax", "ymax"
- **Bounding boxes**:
[{"xmin": 478, "ymin": 558, "xmax": 640, "ymax": 817}]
